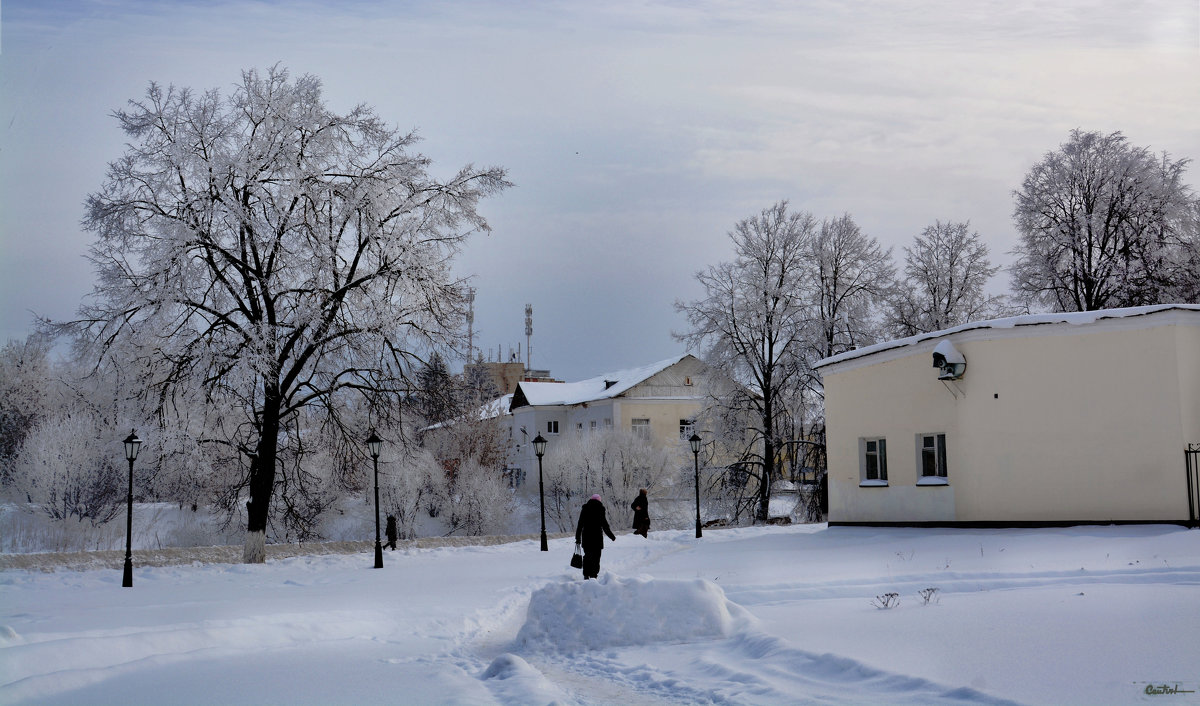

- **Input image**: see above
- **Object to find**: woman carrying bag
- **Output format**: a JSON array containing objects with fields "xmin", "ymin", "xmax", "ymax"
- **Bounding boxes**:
[{"xmin": 574, "ymin": 494, "xmax": 616, "ymax": 579}]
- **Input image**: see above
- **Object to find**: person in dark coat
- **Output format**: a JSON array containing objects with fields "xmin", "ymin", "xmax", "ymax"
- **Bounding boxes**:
[
  {"xmin": 385, "ymin": 515, "xmax": 398, "ymax": 550},
  {"xmin": 630, "ymin": 488, "xmax": 650, "ymax": 537},
  {"xmin": 575, "ymin": 494, "xmax": 616, "ymax": 579}
]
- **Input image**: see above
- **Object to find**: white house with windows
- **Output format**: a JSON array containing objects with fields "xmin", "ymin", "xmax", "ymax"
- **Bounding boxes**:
[
  {"xmin": 502, "ymin": 354, "xmax": 709, "ymax": 483},
  {"xmin": 814, "ymin": 304, "xmax": 1200, "ymax": 526}
]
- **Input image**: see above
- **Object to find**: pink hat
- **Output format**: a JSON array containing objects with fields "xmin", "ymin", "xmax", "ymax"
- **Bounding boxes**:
[{"xmin": 590, "ymin": 494, "xmax": 602, "ymax": 501}]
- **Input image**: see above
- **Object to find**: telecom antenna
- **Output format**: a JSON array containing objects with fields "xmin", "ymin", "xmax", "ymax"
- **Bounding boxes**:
[
  {"xmin": 524, "ymin": 304, "xmax": 533, "ymax": 369},
  {"xmin": 466, "ymin": 287, "xmax": 476, "ymax": 362}
]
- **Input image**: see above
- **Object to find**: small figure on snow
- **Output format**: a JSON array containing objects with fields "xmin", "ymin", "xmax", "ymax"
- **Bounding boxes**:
[
  {"xmin": 385, "ymin": 514, "xmax": 398, "ymax": 550},
  {"xmin": 630, "ymin": 488, "xmax": 650, "ymax": 538},
  {"xmin": 575, "ymin": 494, "xmax": 616, "ymax": 579}
]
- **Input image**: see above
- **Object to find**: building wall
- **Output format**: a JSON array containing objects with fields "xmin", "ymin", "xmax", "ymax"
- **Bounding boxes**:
[
  {"xmin": 502, "ymin": 358, "xmax": 709, "ymax": 487},
  {"xmin": 823, "ymin": 317, "xmax": 1199, "ymax": 524},
  {"xmin": 466, "ymin": 361, "xmax": 528, "ymax": 396},
  {"xmin": 1178, "ymin": 323, "xmax": 1200, "ymax": 450}
]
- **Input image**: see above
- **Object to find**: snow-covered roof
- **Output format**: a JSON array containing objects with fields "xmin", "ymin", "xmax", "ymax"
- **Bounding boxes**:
[
  {"xmin": 814, "ymin": 304, "xmax": 1200, "ymax": 371},
  {"xmin": 424, "ymin": 393, "xmax": 513, "ymax": 431},
  {"xmin": 479, "ymin": 394, "xmax": 514, "ymax": 420},
  {"xmin": 511, "ymin": 354, "xmax": 696, "ymax": 409}
]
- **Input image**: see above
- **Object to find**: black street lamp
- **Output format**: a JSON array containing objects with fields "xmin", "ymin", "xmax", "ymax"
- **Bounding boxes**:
[
  {"xmin": 122, "ymin": 430, "xmax": 142, "ymax": 587},
  {"xmin": 533, "ymin": 433, "xmax": 548, "ymax": 551},
  {"xmin": 689, "ymin": 433, "xmax": 703, "ymax": 538},
  {"xmin": 366, "ymin": 430, "xmax": 384, "ymax": 569}
]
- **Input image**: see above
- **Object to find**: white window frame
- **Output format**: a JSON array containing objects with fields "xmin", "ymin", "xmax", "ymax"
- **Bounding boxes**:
[
  {"xmin": 859, "ymin": 437, "xmax": 888, "ymax": 486},
  {"xmin": 631, "ymin": 418, "xmax": 652, "ymax": 441},
  {"xmin": 546, "ymin": 420, "xmax": 559, "ymax": 435},
  {"xmin": 916, "ymin": 433, "xmax": 948, "ymax": 485},
  {"xmin": 679, "ymin": 418, "xmax": 696, "ymax": 440}
]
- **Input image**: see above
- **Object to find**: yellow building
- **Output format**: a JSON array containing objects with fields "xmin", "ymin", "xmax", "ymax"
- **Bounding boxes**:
[
  {"xmin": 814, "ymin": 305, "xmax": 1200, "ymax": 527},
  {"xmin": 504, "ymin": 354, "xmax": 709, "ymax": 480}
]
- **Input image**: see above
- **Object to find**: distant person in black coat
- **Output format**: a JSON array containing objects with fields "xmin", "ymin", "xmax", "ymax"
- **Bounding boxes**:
[
  {"xmin": 385, "ymin": 515, "xmax": 398, "ymax": 550},
  {"xmin": 630, "ymin": 488, "xmax": 650, "ymax": 537},
  {"xmin": 575, "ymin": 494, "xmax": 616, "ymax": 579}
]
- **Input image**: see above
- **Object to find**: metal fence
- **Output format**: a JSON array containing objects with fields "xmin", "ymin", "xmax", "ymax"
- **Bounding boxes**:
[{"xmin": 1187, "ymin": 444, "xmax": 1200, "ymax": 527}]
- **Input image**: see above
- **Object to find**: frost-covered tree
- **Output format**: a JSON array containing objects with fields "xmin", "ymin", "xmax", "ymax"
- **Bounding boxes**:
[
  {"xmin": 11, "ymin": 411, "xmax": 126, "ymax": 526},
  {"xmin": 446, "ymin": 458, "xmax": 514, "ymax": 536},
  {"xmin": 542, "ymin": 429, "xmax": 679, "ymax": 532},
  {"xmin": 423, "ymin": 411, "xmax": 508, "ymax": 478},
  {"xmin": 462, "ymin": 354, "xmax": 500, "ymax": 408},
  {"xmin": 675, "ymin": 201, "xmax": 816, "ymax": 522},
  {"xmin": 0, "ymin": 335, "xmax": 54, "ymax": 475},
  {"xmin": 1010, "ymin": 129, "xmax": 1198, "ymax": 311},
  {"xmin": 68, "ymin": 66, "xmax": 509, "ymax": 562},
  {"xmin": 375, "ymin": 440, "xmax": 444, "ymax": 541},
  {"xmin": 413, "ymin": 352, "xmax": 459, "ymax": 428},
  {"xmin": 886, "ymin": 221, "xmax": 1008, "ymax": 336},
  {"xmin": 804, "ymin": 213, "xmax": 894, "ymax": 361}
]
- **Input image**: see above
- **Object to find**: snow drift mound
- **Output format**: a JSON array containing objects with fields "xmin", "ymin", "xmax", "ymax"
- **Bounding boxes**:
[{"xmin": 515, "ymin": 574, "xmax": 754, "ymax": 652}]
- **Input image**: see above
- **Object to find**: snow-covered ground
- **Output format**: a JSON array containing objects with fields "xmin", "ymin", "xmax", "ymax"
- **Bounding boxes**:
[{"xmin": 2, "ymin": 523, "xmax": 1198, "ymax": 705}]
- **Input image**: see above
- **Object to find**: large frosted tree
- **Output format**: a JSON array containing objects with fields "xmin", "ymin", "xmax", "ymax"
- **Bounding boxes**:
[
  {"xmin": 887, "ymin": 220, "xmax": 1006, "ymax": 337},
  {"xmin": 803, "ymin": 214, "xmax": 894, "ymax": 362},
  {"xmin": 675, "ymin": 201, "xmax": 816, "ymax": 522},
  {"xmin": 73, "ymin": 67, "xmax": 508, "ymax": 561},
  {"xmin": 1010, "ymin": 129, "xmax": 1197, "ymax": 311}
]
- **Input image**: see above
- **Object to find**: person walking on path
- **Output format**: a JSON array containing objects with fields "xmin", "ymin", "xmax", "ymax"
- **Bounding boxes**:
[
  {"xmin": 385, "ymin": 515, "xmax": 398, "ymax": 550},
  {"xmin": 630, "ymin": 488, "xmax": 650, "ymax": 538},
  {"xmin": 575, "ymin": 494, "xmax": 616, "ymax": 579}
]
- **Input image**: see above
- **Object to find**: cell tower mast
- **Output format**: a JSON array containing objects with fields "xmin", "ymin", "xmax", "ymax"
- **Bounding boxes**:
[
  {"xmin": 524, "ymin": 304, "xmax": 533, "ymax": 369},
  {"xmin": 466, "ymin": 287, "xmax": 476, "ymax": 362}
]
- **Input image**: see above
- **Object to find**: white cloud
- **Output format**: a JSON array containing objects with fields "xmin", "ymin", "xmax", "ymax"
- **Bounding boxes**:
[{"xmin": 1, "ymin": 0, "xmax": 1196, "ymax": 378}]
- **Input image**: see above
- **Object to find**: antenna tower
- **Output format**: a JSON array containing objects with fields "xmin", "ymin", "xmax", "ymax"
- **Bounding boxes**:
[
  {"xmin": 466, "ymin": 287, "xmax": 476, "ymax": 362},
  {"xmin": 524, "ymin": 304, "xmax": 533, "ymax": 369}
]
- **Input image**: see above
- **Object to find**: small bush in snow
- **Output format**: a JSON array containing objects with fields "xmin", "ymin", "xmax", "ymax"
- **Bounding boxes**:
[
  {"xmin": 918, "ymin": 587, "xmax": 940, "ymax": 605},
  {"xmin": 871, "ymin": 592, "xmax": 900, "ymax": 610}
]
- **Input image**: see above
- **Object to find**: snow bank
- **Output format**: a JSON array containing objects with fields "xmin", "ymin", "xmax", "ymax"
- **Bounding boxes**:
[
  {"xmin": 515, "ymin": 574, "xmax": 754, "ymax": 652},
  {"xmin": 481, "ymin": 653, "xmax": 572, "ymax": 705}
]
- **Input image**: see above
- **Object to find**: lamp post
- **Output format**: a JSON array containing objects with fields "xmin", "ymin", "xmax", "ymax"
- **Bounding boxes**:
[
  {"xmin": 533, "ymin": 433, "xmax": 548, "ymax": 551},
  {"xmin": 122, "ymin": 430, "xmax": 142, "ymax": 587},
  {"xmin": 689, "ymin": 433, "xmax": 702, "ymax": 538},
  {"xmin": 366, "ymin": 430, "xmax": 383, "ymax": 569}
]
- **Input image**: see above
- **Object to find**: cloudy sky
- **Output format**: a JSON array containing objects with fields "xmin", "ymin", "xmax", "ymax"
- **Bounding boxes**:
[{"xmin": 1, "ymin": 1, "xmax": 1197, "ymax": 381}]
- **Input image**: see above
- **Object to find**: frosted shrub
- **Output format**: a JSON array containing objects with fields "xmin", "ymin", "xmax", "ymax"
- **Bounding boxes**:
[
  {"xmin": 447, "ymin": 458, "xmax": 514, "ymax": 536},
  {"xmin": 12, "ymin": 413, "xmax": 126, "ymax": 526},
  {"xmin": 380, "ymin": 445, "xmax": 446, "ymax": 540},
  {"xmin": 543, "ymin": 430, "xmax": 680, "ymax": 532}
]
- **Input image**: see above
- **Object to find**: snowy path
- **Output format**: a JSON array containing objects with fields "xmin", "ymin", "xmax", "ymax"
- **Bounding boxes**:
[{"xmin": 2, "ymin": 524, "xmax": 1198, "ymax": 705}]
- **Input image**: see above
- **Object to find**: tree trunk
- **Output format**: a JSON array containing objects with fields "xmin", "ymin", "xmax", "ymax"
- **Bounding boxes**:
[
  {"xmin": 243, "ymin": 381, "xmax": 281, "ymax": 563},
  {"xmin": 758, "ymin": 436, "xmax": 774, "ymax": 522},
  {"xmin": 757, "ymin": 387, "xmax": 775, "ymax": 523}
]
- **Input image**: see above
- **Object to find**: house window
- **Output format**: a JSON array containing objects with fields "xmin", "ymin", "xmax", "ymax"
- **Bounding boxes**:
[
  {"xmin": 590, "ymin": 420, "xmax": 598, "ymax": 433},
  {"xmin": 918, "ymin": 433, "xmax": 948, "ymax": 484},
  {"xmin": 604, "ymin": 418, "xmax": 612, "ymax": 428},
  {"xmin": 679, "ymin": 418, "xmax": 695, "ymax": 440},
  {"xmin": 860, "ymin": 437, "xmax": 887, "ymax": 486},
  {"xmin": 631, "ymin": 418, "xmax": 651, "ymax": 440},
  {"xmin": 546, "ymin": 420, "xmax": 559, "ymax": 435}
]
